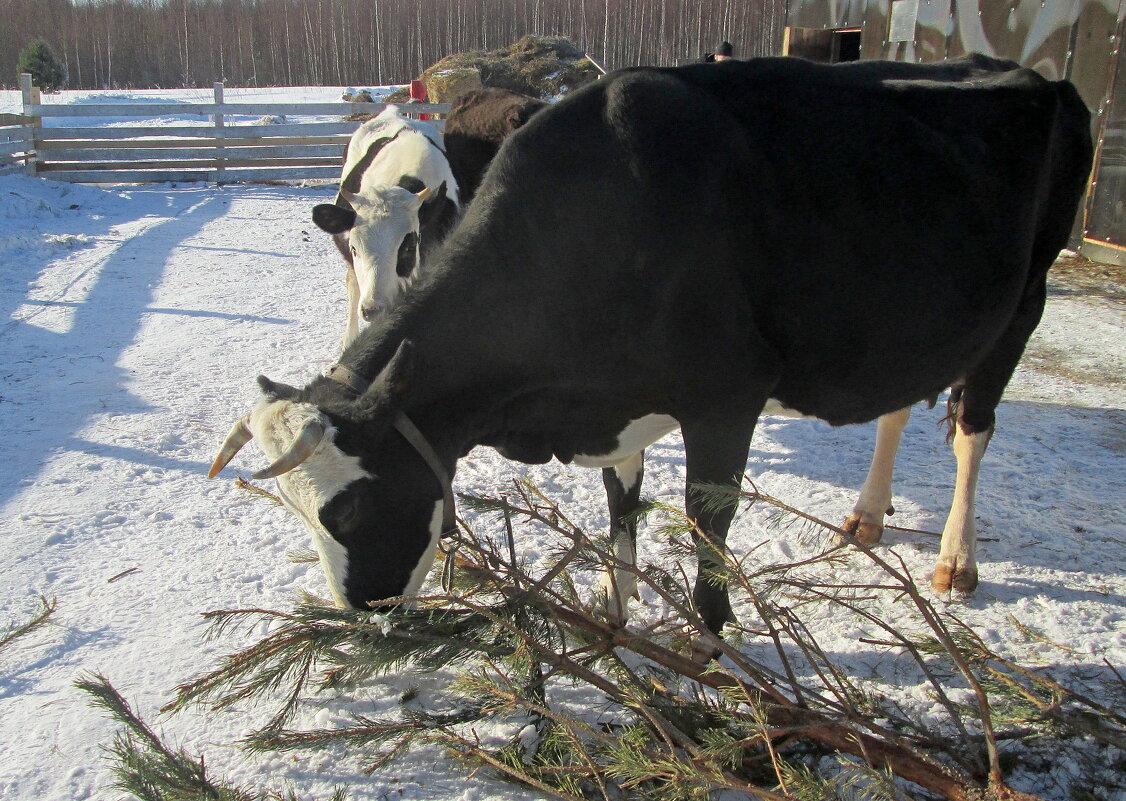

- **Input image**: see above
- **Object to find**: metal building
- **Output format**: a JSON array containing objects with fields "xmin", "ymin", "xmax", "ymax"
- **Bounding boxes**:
[{"xmin": 780, "ymin": 0, "xmax": 1124, "ymax": 265}]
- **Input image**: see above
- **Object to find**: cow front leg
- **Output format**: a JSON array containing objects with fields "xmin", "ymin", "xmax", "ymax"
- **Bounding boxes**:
[
  {"xmin": 681, "ymin": 415, "xmax": 757, "ymax": 639},
  {"xmin": 597, "ymin": 450, "xmax": 645, "ymax": 626},
  {"xmin": 933, "ymin": 422, "xmax": 991, "ymax": 594},
  {"xmin": 843, "ymin": 407, "xmax": 911, "ymax": 544}
]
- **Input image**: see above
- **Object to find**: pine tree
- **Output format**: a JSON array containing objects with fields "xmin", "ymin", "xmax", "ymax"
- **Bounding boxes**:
[{"xmin": 18, "ymin": 37, "xmax": 67, "ymax": 92}]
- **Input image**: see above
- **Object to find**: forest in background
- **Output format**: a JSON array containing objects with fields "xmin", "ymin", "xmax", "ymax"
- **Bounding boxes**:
[{"xmin": 1, "ymin": 0, "xmax": 787, "ymax": 91}]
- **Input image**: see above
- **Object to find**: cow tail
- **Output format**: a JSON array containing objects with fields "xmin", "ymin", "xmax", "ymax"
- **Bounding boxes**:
[{"xmin": 941, "ymin": 383, "xmax": 965, "ymax": 444}]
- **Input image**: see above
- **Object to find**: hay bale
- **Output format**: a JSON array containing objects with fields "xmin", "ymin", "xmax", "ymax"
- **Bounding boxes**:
[
  {"xmin": 426, "ymin": 68, "xmax": 484, "ymax": 104},
  {"xmin": 342, "ymin": 87, "xmax": 375, "ymax": 103},
  {"xmin": 386, "ymin": 35, "xmax": 600, "ymax": 104}
]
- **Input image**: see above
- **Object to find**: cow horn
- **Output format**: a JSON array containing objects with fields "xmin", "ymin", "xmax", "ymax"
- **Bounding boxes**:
[
  {"xmin": 251, "ymin": 419, "xmax": 326, "ymax": 480},
  {"xmin": 208, "ymin": 415, "xmax": 253, "ymax": 478}
]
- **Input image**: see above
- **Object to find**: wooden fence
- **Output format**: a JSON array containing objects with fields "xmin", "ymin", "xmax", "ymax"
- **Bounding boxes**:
[
  {"xmin": 0, "ymin": 109, "xmax": 33, "ymax": 175},
  {"xmin": 7, "ymin": 74, "xmax": 451, "ymax": 184}
]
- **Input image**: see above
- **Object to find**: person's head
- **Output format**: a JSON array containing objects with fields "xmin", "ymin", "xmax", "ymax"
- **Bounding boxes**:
[{"xmin": 715, "ymin": 41, "xmax": 734, "ymax": 61}]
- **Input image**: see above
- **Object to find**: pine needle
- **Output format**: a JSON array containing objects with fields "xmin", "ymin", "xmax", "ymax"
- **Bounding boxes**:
[{"xmin": 234, "ymin": 477, "xmax": 284, "ymax": 507}]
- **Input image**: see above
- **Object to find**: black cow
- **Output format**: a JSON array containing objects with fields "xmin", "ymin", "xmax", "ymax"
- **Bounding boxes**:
[
  {"xmin": 442, "ymin": 88, "xmax": 547, "ymax": 204},
  {"xmin": 211, "ymin": 55, "xmax": 1092, "ymax": 641}
]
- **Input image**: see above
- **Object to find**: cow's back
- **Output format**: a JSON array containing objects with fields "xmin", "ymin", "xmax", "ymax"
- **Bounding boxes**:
[
  {"xmin": 436, "ymin": 56, "xmax": 1091, "ymax": 426},
  {"xmin": 343, "ymin": 111, "xmax": 455, "ymax": 197},
  {"xmin": 668, "ymin": 56, "xmax": 1092, "ymax": 421}
]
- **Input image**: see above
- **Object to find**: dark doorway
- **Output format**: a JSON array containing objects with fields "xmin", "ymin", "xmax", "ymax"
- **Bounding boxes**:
[
  {"xmin": 785, "ymin": 27, "xmax": 863, "ymax": 63},
  {"xmin": 833, "ymin": 29, "xmax": 862, "ymax": 62}
]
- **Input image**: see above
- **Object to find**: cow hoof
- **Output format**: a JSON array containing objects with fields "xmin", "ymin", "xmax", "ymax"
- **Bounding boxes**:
[
  {"xmin": 688, "ymin": 637, "xmax": 722, "ymax": 664},
  {"xmin": 931, "ymin": 560, "xmax": 979, "ymax": 595},
  {"xmin": 591, "ymin": 590, "xmax": 633, "ymax": 628},
  {"xmin": 841, "ymin": 513, "xmax": 884, "ymax": 545}
]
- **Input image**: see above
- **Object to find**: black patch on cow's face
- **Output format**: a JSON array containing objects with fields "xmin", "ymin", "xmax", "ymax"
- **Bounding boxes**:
[
  {"xmin": 312, "ymin": 204, "xmax": 357, "ymax": 234},
  {"xmin": 396, "ymin": 232, "xmax": 419, "ymax": 278},
  {"xmin": 315, "ymin": 433, "xmax": 444, "ymax": 611},
  {"xmin": 396, "ymin": 175, "xmax": 426, "ymax": 194}
]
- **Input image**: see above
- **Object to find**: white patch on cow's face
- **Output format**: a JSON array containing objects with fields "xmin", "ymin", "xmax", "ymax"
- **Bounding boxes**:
[
  {"xmin": 398, "ymin": 502, "xmax": 445, "ymax": 605},
  {"xmin": 347, "ymin": 188, "xmax": 425, "ymax": 319},
  {"xmin": 248, "ymin": 399, "xmax": 371, "ymax": 607},
  {"xmin": 573, "ymin": 414, "xmax": 679, "ymax": 468}
]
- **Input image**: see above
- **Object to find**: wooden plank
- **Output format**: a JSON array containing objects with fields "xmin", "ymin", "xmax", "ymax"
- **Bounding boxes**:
[
  {"xmin": 213, "ymin": 82, "xmax": 226, "ymax": 183},
  {"xmin": 35, "ymin": 122, "xmax": 360, "ymax": 140},
  {"xmin": 0, "ymin": 113, "xmax": 33, "ymax": 127},
  {"xmin": 40, "ymin": 156, "xmax": 345, "ymax": 171},
  {"xmin": 0, "ymin": 126, "xmax": 33, "ymax": 143},
  {"xmin": 21, "ymin": 73, "xmax": 41, "ymax": 175},
  {"xmin": 26, "ymin": 101, "xmax": 450, "ymax": 118},
  {"xmin": 40, "ymin": 145, "xmax": 346, "ymax": 161},
  {"xmin": 43, "ymin": 166, "xmax": 340, "ymax": 183},
  {"xmin": 37, "ymin": 135, "xmax": 350, "ymax": 150},
  {"xmin": 41, "ymin": 169, "xmax": 213, "ymax": 183},
  {"xmin": 220, "ymin": 166, "xmax": 341, "ymax": 180},
  {"xmin": 0, "ymin": 139, "xmax": 32, "ymax": 158}
]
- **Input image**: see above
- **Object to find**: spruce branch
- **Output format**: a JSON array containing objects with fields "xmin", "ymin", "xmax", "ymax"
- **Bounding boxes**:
[
  {"xmin": 0, "ymin": 595, "xmax": 56, "ymax": 654},
  {"xmin": 114, "ymin": 479, "xmax": 1125, "ymax": 800},
  {"xmin": 76, "ymin": 673, "xmax": 336, "ymax": 801}
]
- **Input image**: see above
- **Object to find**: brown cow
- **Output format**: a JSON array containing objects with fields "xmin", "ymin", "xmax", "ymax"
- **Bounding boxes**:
[{"xmin": 443, "ymin": 88, "xmax": 547, "ymax": 204}]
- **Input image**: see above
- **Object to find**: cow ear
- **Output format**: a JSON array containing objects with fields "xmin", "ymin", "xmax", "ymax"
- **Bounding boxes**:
[
  {"xmin": 258, "ymin": 375, "xmax": 300, "ymax": 400},
  {"xmin": 312, "ymin": 204, "xmax": 357, "ymax": 234},
  {"xmin": 418, "ymin": 181, "xmax": 448, "ymax": 224}
]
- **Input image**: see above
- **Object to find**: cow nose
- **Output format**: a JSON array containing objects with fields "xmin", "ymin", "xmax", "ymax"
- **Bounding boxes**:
[{"xmin": 361, "ymin": 304, "xmax": 382, "ymax": 322}]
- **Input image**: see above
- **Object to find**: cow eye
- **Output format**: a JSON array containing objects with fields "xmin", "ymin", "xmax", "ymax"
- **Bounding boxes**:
[{"xmin": 396, "ymin": 232, "xmax": 419, "ymax": 278}]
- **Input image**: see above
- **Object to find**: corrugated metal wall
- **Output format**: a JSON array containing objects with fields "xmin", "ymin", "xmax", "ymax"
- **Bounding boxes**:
[{"xmin": 782, "ymin": 0, "xmax": 1125, "ymax": 263}]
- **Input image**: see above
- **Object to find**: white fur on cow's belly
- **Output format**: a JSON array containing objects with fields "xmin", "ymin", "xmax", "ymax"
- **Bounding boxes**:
[
  {"xmin": 571, "ymin": 403, "xmax": 814, "ymax": 470},
  {"xmin": 573, "ymin": 414, "xmax": 679, "ymax": 468}
]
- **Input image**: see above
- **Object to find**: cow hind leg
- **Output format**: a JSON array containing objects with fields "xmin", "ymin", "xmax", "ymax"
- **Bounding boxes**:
[
  {"xmin": 933, "ymin": 419, "xmax": 991, "ymax": 594},
  {"xmin": 843, "ymin": 407, "xmax": 911, "ymax": 545},
  {"xmin": 597, "ymin": 451, "xmax": 645, "ymax": 626},
  {"xmin": 933, "ymin": 280, "xmax": 1047, "ymax": 595}
]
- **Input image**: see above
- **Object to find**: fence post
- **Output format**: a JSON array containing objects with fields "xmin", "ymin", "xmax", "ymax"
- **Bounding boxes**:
[
  {"xmin": 212, "ymin": 81, "xmax": 225, "ymax": 183},
  {"xmin": 19, "ymin": 73, "xmax": 41, "ymax": 176}
]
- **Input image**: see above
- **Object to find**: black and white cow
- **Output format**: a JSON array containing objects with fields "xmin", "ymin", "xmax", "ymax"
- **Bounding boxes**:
[
  {"xmin": 312, "ymin": 106, "xmax": 460, "ymax": 349},
  {"xmin": 213, "ymin": 55, "xmax": 1092, "ymax": 638},
  {"xmin": 443, "ymin": 88, "xmax": 547, "ymax": 204}
]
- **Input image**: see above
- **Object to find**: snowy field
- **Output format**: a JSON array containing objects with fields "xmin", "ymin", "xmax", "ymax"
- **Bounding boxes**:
[{"xmin": 0, "ymin": 88, "xmax": 1123, "ymax": 801}]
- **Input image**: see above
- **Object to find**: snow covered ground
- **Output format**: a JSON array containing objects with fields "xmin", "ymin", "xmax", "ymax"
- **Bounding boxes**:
[{"xmin": 0, "ymin": 88, "xmax": 1123, "ymax": 801}]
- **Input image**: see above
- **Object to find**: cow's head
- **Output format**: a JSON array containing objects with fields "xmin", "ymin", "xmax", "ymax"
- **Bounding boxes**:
[
  {"xmin": 312, "ymin": 181, "xmax": 450, "ymax": 321},
  {"xmin": 209, "ymin": 343, "xmax": 450, "ymax": 611}
]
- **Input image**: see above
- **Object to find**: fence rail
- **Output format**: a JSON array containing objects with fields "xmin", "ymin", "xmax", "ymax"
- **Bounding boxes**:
[
  {"xmin": 15, "ymin": 75, "xmax": 451, "ymax": 184},
  {"xmin": 0, "ymin": 112, "xmax": 33, "ymax": 174}
]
